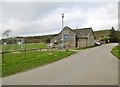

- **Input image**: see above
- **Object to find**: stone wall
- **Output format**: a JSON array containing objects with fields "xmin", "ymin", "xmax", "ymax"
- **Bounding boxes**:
[
  {"xmin": 87, "ymin": 31, "xmax": 95, "ymax": 46},
  {"xmin": 51, "ymin": 27, "xmax": 95, "ymax": 48},
  {"xmin": 51, "ymin": 28, "xmax": 76, "ymax": 47},
  {"xmin": 77, "ymin": 39, "xmax": 87, "ymax": 48}
]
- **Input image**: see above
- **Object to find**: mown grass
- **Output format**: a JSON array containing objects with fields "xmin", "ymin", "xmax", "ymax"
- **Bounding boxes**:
[
  {"xmin": 70, "ymin": 45, "xmax": 96, "ymax": 50},
  {"xmin": 111, "ymin": 45, "xmax": 120, "ymax": 59},
  {"xmin": 2, "ymin": 43, "xmax": 46, "ymax": 52},
  {"xmin": 76, "ymin": 45, "xmax": 96, "ymax": 50},
  {"xmin": 2, "ymin": 50, "xmax": 76, "ymax": 77}
]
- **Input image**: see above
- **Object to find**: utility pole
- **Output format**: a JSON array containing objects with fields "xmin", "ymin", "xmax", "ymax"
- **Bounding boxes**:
[
  {"xmin": 62, "ymin": 14, "xmax": 64, "ymax": 51},
  {"xmin": 24, "ymin": 38, "xmax": 27, "ymax": 59}
]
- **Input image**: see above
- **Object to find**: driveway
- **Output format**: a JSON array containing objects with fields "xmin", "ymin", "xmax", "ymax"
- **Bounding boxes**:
[{"xmin": 2, "ymin": 43, "xmax": 118, "ymax": 85}]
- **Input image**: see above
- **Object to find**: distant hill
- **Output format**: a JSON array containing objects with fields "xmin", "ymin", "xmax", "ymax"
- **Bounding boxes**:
[
  {"xmin": 2, "ymin": 29, "xmax": 119, "ymax": 44},
  {"xmin": 94, "ymin": 30, "xmax": 111, "ymax": 40},
  {"xmin": 15, "ymin": 34, "xmax": 58, "ymax": 43},
  {"xmin": 15, "ymin": 30, "xmax": 118, "ymax": 43}
]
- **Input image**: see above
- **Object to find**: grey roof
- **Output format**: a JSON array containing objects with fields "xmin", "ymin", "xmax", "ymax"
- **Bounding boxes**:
[
  {"xmin": 73, "ymin": 28, "xmax": 92, "ymax": 38},
  {"xmin": 63, "ymin": 26, "xmax": 77, "ymax": 34},
  {"xmin": 64, "ymin": 26, "xmax": 94, "ymax": 38}
]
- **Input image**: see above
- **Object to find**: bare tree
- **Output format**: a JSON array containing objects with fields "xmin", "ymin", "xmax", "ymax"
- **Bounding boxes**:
[
  {"xmin": 2, "ymin": 29, "xmax": 12, "ymax": 63},
  {"xmin": 2, "ymin": 30, "xmax": 12, "ymax": 39}
]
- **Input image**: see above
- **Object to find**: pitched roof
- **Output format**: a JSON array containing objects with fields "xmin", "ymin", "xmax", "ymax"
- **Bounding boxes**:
[
  {"xmin": 63, "ymin": 26, "xmax": 77, "ymax": 34},
  {"xmin": 73, "ymin": 28, "xmax": 92, "ymax": 38},
  {"xmin": 51, "ymin": 26, "xmax": 96, "ymax": 41},
  {"xmin": 63, "ymin": 26, "xmax": 93, "ymax": 38}
]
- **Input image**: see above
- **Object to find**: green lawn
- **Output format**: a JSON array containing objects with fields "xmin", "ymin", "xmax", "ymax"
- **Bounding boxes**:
[
  {"xmin": 0, "ymin": 54, "xmax": 1, "ymax": 77},
  {"xmin": 2, "ymin": 50, "xmax": 75, "ymax": 77},
  {"xmin": 2, "ymin": 43, "xmax": 46, "ymax": 52},
  {"xmin": 111, "ymin": 45, "xmax": 120, "ymax": 59}
]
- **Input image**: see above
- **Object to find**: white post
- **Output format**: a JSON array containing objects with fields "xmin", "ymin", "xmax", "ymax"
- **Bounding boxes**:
[{"xmin": 62, "ymin": 14, "xmax": 64, "ymax": 51}]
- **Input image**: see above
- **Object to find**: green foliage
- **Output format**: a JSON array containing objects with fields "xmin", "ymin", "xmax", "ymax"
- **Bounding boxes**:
[
  {"xmin": 24, "ymin": 34, "xmax": 57, "ymax": 43},
  {"xmin": 109, "ymin": 27, "xmax": 119, "ymax": 43},
  {"xmin": 94, "ymin": 30, "xmax": 110, "ymax": 40},
  {"xmin": 103, "ymin": 37, "xmax": 110, "ymax": 43},
  {"xmin": 45, "ymin": 37, "xmax": 51, "ymax": 43},
  {"xmin": 94, "ymin": 28, "xmax": 120, "ymax": 43},
  {"xmin": 111, "ymin": 45, "xmax": 120, "ymax": 59},
  {"xmin": 2, "ymin": 51, "xmax": 75, "ymax": 77}
]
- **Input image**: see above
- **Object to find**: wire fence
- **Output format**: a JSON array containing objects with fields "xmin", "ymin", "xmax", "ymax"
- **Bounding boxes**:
[
  {"xmin": 1, "ymin": 46, "xmax": 63, "ymax": 63},
  {"xmin": 1, "ymin": 43, "xmax": 68, "ymax": 53}
]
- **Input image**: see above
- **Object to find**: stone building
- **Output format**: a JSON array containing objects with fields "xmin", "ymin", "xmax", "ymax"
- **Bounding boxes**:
[{"xmin": 51, "ymin": 26, "xmax": 96, "ymax": 48}]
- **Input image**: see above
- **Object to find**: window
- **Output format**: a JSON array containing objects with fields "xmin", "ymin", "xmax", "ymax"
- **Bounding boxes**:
[
  {"xmin": 64, "ymin": 30, "xmax": 69, "ymax": 34},
  {"xmin": 64, "ymin": 34, "xmax": 69, "ymax": 40}
]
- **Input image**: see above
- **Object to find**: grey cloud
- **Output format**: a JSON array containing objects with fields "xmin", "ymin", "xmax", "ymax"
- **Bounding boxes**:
[
  {"xmin": 2, "ymin": 2, "xmax": 118, "ymax": 37},
  {"xmin": 2, "ymin": 2, "xmax": 104, "ymax": 22}
]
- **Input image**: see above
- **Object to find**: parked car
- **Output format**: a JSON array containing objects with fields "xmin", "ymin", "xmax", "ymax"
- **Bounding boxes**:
[{"xmin": 94, "ymin": 40, "xmax": 102, "ymax": 46}]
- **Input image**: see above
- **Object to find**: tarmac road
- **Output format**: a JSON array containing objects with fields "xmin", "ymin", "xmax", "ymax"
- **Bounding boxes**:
[{"xmin": 2, "ymin": 43, "xmax": 118, "ymax": 85}]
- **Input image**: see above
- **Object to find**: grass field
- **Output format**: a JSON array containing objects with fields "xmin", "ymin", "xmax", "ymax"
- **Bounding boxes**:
[
  {"xmin": 2, "ymin": 50, "xmax": 76, "ymax": 77},
  {"xmin": 0, "ymin": 54, "xmax": 1, "ymax": 77},
  {"xmin": 2, "ymin": 43, "xmax": 46, "ymax": 52},
  {"xmin": 111, "ymin": 45, "xmax": 120, "ymax": 59}
]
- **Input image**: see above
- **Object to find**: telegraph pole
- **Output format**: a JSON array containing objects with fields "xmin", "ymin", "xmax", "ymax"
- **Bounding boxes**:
[
  {"xmin": 24, "ymin": 38, "xmax": 27, "ymax": 59},
  {"xmin": 62, "ymin": 14, "xmax": 64, "ymax": 51}
]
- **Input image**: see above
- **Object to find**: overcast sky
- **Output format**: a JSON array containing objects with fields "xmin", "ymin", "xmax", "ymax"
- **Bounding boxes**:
[{"xmin": 1, "ymin": 2, "xmax": 118, "ymax": 38}]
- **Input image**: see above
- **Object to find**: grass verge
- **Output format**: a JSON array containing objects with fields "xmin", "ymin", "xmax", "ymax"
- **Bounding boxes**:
[
  {"xmin": 2, "ymin": 50, "xmax": 76, "ymax": 77},
  {"xmin": 70, "ymin": 45, "xmax": 96, "ymax": 50},
  {"xmin": 111, "ymin": 45, "xmax": 120, "ymax": 59}
]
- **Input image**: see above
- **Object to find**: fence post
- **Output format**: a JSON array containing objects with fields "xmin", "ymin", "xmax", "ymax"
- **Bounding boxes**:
[
  {"xmin": 2, "ymin": 52, "xmax": 5, "ymax": 63},
  {"xmin": 24, "ymin": 43, "xmax": 27, "ymax": 59}
]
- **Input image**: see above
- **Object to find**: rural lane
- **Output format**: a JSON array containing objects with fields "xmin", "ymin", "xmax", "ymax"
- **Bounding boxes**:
[{"xmin": 2, "ymin": 43, "xmax": 118, "ymax": 85}]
